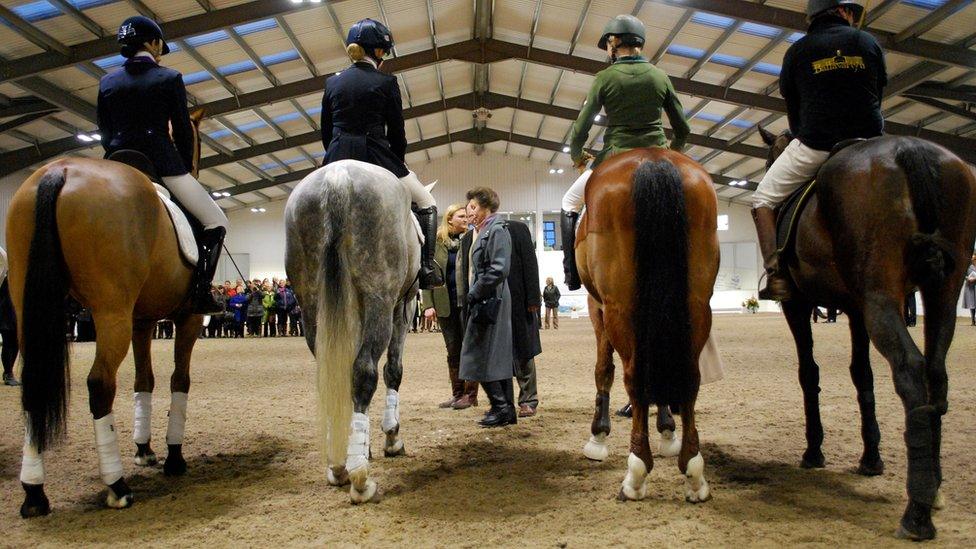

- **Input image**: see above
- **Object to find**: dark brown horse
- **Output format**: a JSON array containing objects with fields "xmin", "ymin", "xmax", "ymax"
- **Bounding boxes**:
[
  {"xmin": 577, "ymin": 148, "xmax": 719, "ymax": 502},
  {"xmin": 7, "ymin": 110, "xmax": 209, "ymax": 517},
  {"xmin": 759, "ymin": 128, "xmax": 976, "ymax": 540}
]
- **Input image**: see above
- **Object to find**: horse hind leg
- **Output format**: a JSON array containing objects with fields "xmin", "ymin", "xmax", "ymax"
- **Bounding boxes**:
[
  {"xmin": 618, "ymin": 357, "xmax": 652, "ymax": 501},
  {"xmin": 782, "ymin": 298, "xmax": 825, "ymax": 469},
  {"xmin": 346, "ymin": 301, "xmax": 393, "ymax": 504},
  {"xmin": 88, "ymin": 310, "xmax": 135, "ymax": 509},
  {"xmin": 381, "ymin": 300, "xmax": 410, "ymax": 458},
  {"xmin": 862, "ymin": 293, "xmax": 937, "ymax": 540},
  {"xmin": 163, "ymin": 313, "xmax": 202, "ymax": 477},
  {"xmin": 656, "ymin": 404, "xmax": 682, "ymax": 458},
  {"xmin": 131, "ymin": 319, "xmax": 158, "ymax": 467},
  {"xmin": 677, "ymin": 398, "xmax": 710, "ymax": 503},
  {"xmin": 583, "ymin": 302, "xmax": 614, "ymax": 462},
  {"xmin": 848, "ymin": 313, "xmax": 883, "ymax": 476}
]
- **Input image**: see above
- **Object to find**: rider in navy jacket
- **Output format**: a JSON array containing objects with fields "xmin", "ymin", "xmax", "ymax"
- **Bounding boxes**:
[
  {"xmin": 320, "ymin": 18, "xmax": 443, "ymax": 290},
  {"xmin": 97, "ymin": 16, "xmax": 228, "ymax": 314}
]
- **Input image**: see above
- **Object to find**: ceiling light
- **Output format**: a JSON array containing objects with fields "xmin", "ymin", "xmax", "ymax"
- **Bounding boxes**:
[
  {"xmin": 259, "ymin": 208, "xmax": 267, "ymax": 212},
  {"xmin": 221, "ymin": 191, "xmax": 232, "ymax": 197},
  {"xmin": 212, "ymin": 191, "xmax": 222, "ymax": 197},
  {"xmin": 77, "ymin": 134, "xmax": 93, "ymax": 142},
  {"xmin": 91, "ymin": 133, "xmax": 101, "ymax": 140},
  {"xmin": 548, "ymin": 168, "xmax": 556, "ymax": 174},
  {"xmin": 594, "ymin": 114, "xmax": 602, "ymax": 122},
  {"xmin": 556, "ymin": 168, "xmax": 564, "ymax": 174},
  {"xmin": 250, "ymin": 208, "xmax": 258, "ymax": 212},
  {"xmin": 562, "ymin": 146, "xmax": 570, "ymax": 153}
]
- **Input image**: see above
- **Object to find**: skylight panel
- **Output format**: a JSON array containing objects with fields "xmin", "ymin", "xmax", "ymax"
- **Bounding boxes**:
[
  {"xmin": 235, "ymin": 19, "xmax": 278, "ymax": 36},
  {"xmin": 186, "ymin": 30, "xmax": 229, "ymax": 48},
  {"xmin": 901, "ymin": 0, "xmax": 948, "ymax": 9},
  {"xmin": 740, "ymin": 22, "xmax": 780, "ymax": 39},
  {"xmin": 787, "ymin": 32, "xmax": 805, "ymax": 43},
  {"xmin": 691, "ymin": 13, "xmax": 735, "ymax": 29}
]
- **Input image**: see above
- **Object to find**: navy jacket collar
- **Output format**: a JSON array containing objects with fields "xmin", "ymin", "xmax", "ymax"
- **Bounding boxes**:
[{"xmin": 124, "ymin": 56, "xmax": 159, "ymax": 68}]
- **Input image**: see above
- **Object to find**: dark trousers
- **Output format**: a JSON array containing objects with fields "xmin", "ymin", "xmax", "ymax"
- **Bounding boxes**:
[
  {"xmin": 208, "ymin": 318, "xmax": 223, "ymax": 338},
  {"xmin": 264, "ymin": 316, "xmax": 276, "ymax": 336},
  {"xmin": 1, "ymin": 328, "xmax": 18, "ymax": 376},
  {"xmin": 289, "ymin": 313, "xmax": 303, "ymax": 336},
  {"xmin": 276, "ymin": 310, "xmax": 288, "ymax": 335},
  {"xmin": 514, "ymin": 357, "xmax": 538, "ymax": 408},
  {"xmin": 247, "ymin": 316, "xmax": 262, "ymax": 336}
]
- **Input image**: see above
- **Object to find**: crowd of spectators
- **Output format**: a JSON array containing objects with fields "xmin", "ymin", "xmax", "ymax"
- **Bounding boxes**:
[{"xmin": 202, "ymin": 278, "xmax": 302, "ymax": 339}]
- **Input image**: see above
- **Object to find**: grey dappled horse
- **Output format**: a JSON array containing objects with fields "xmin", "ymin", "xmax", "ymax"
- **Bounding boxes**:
[{"xmin": 285, "ymin": 160, "xmax": 420, "ymax": 503}]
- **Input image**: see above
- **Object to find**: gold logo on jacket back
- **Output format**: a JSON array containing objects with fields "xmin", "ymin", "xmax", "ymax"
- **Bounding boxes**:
[{"xmin": 812, "ymin": 50, "xmax": 865, "ymax": 74}]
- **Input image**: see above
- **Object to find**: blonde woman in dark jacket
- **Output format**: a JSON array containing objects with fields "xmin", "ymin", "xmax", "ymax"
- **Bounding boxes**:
[{"xmin": 423, "ymin": 204, "xmax": 479, "ymax": 409}]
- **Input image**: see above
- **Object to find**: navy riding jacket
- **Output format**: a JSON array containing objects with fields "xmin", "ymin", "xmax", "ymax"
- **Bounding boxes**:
[
  {"xmin": 320, "ymin": 61, "xmax": 408, "ymax": 177},
  {"xmin": 97, "ymin": 56, "xmax": 194, "ymax": 177},
  {"xmin": 780, "ymin": 15, "xmax": 887, "ymax": 151}
]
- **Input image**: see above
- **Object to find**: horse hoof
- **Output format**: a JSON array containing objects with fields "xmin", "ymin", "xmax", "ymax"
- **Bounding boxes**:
[
  {"xmin": 856, "ymin": 457, "xmax": 884, "ymax": 476},
  {"xmin": 800, "ymin": 450, "xmax": 825, "ymax": 469},
  {"xmin": 134, "ymin": 452, "xmax": 158, "ymax": 467},
  {"xmin": 384, "ymin": 440, "xmax": 406, "ymax": 457},
  {"xmin": 617, "ymin": 481, "xmax": 648, "ymax": 502},
  {"xmin": 19, "ymin": 484, "xmax": 50, "ymax": 519},
  {"xmin": 349, "ymin": 480, "xmax": 380, "ymax": 504},
  {"xmin": 896, "ymin": 500, "xmax": 936, "ymax": 541},
  {"xmin": 163, "ymin": 456, "xmax": 187, "ymax": 476},
  {"xmin": 327, "ymin": 467, "xmax": 350, "ymax": 486},
  {"xmin": 657, "ymin": 430, "xmax": 682, "ymax": 458},
  {"xmin": 932, "ymin": 490, "xmax": 946, "ymax": 511},
  {"xmin": 583, "ymin": 435, "xmax": 609, "ymax": 462},
  {"xmin": 685, "ymin": 480, "xmax": 711, "ymax": 504},
  {"xmin": 105, "ymin": 479, "xmax": 134, "ymax": 510}
]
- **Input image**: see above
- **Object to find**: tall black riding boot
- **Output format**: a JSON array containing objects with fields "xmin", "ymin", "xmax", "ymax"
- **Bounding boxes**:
[
  {"xmin": 190, "ymin": 227, "xmax": 226, "ymax": 314},
  {"xmin": 414, "ymin": 206, "xmax": 444, "ymax": 289},
  {"xmin": 751, "ymin": 207, "xmax": 792, "ymax": 302},
  {"xmin": 560, "ymin": 210, "xmax": 581, "ymax": 291}
]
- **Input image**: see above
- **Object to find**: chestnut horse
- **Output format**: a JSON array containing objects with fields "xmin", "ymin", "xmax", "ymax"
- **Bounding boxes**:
[
  {"xmin": 758, "ymin": 128, "xmax": 976, "ymax": 540},
  {"xmin": 577, "ymin": 148, "xmax": 719, "ymax": 503},
  {"xmin": 7, "ymin": 110, "xmax": 209, "ymax": 517}
]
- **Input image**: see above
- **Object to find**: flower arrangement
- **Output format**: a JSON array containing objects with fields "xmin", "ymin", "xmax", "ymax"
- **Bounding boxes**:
[{"xmin": 743, "ymin": 296, "xmax": 760, "ymax": 314}]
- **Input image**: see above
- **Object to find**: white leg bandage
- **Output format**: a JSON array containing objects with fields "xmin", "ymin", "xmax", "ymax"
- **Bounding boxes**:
[
  {"xmin": 381, "ymin": 389, "xmax": 400, "ymax": 434},
  {"xmin": 561, "ymin": 169, "xmax": 592, "ymax": 212},
  {"xmin": 166, "ymin": 392, "xmax": 188, "ymax": 445},
  {"xmin": 133, "ymin": 392, "xmax": 152, "ymax": 444},
  {"xmin": 161, "ymin": 174, "xmax": 229, "ymax": 230},
  {"xmin": 20, "ymin": 430, "xmax": 45, "ymax": 485},
  {"xmin": 399, "ymin": 171, "xmax": 436, "ymax": 208},
  {"xmin": 346, "ymin": 412, "xmax": 370, "ymax": 473},
  {"xmin": 93, "ymin": 414, "xmax": 124, "ymax": 485}
]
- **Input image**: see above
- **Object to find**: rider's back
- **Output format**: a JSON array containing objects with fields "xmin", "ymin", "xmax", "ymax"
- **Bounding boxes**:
[
  {"xmin": 97, "ymin": 58, "xmax": 193, "ymax": 177},
  {"xmin": 595, "ymin": 61, "xmax": 677, "ymax": 151},
  {"xmin": 781, "ymin": 15, "xmax": 886, "ymax": 151}
]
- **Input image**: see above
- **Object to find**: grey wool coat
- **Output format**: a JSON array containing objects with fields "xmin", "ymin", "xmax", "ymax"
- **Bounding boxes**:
[
  {"xmin": 459, "ymin": 216, "xmax": 514, "ymax": 382},
  {"xmin": 963, "ymin": 265, "xmax": 976, "ymax": 309}
]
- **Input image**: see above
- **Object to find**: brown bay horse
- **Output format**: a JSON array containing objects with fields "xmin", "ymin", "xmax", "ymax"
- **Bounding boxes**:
[
  {"xmin": 577, "ymin": 148, "xmax": 719, "ymax": 503},
  {"xmin": 7, "ymin": 110, "xmax": 209, "ymax": 517},
  {"xmin": 759, "ymin": 128, "xmax": 976, "ymax": 540}
]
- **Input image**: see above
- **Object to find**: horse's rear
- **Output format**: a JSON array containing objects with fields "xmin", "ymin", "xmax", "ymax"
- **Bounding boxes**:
[
  {"xmin": 784, "ymin": 136, "xmax": 976, "ymax": 539},
  {"xmin": 577, "ymin": 148, "xmax": 719, "ymax": 502},
  {"xmin": 6, "ymin": 157, "xmax": 195, "ymax": 516},
  {"xmin": 284, "ymin": 160, "xmax": 418, "ymax": 504}
]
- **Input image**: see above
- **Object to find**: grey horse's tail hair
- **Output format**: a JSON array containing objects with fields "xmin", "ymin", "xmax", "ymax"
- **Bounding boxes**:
[
  {"xmin": 315, "ymin": 167, "xmax": 362, "ymax": 470},
  {"xmin": 896, "ymin": 142, "xmax": 956, "ymax": 288}
]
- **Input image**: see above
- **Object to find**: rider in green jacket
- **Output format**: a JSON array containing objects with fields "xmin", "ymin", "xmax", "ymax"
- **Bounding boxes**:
[{"xmin": 560, "ymin": 14, "xmax": 691, "ymax": 290}]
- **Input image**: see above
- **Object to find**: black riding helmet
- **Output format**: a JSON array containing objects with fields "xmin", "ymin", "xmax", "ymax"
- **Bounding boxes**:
[
  {"xmin": 597, "ymin": 14, "xmax": 646, "ymax": 50},
  {"xmin": 806, "ymin": 0, "xmax": 865, "ymax": 22},
  {"xmin": 118, "ymin": 15, "xmax": 170, "ymax": 58},
  {"xmin": 347, "ymin": 18, "xmax": 395, "ymax": 57}
]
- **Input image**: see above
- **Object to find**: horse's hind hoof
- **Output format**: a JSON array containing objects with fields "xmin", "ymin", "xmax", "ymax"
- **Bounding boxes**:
[
  {"xmin": 856, "ymin": 456, "xmax": 884, "ymax": 476},
  {"xmin": 583, "ymin": 434, "xmax": 609, "ymax": 462},
  {"xmin": 896, "ymin": 500, "xmax": 936, "ymax": 541},
  {"xmin": 349, "ymin": 480, "xmax": 380, "ymax": 504},
  {"xmin": 164, "ymin": 445, "xmax": 187, "ymax": 476},
  {"xmin": 327, "ymin": 467, "xmax": 350, "ymax": 486},
  {"xmin": 384, "ymin": 441, "xmax": 406, "ymax": 458},
  {"xmin": 105, "ymin": 479, "xmax": 134, "ymax": 509},
  {"xmin": 19, "ymin": 484, "xmax": 50, "ymax": 518},
  {"xmin": 800, "ymin": 450, "xmax": 825, "ymax": 469},
  {"xmin": 134, "ymin": 453, "xmax": 158, "ymax": 466}
]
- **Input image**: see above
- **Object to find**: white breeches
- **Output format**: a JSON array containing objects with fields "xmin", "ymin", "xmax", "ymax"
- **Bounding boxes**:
[
  {"xmin": 752, "ymin": 139, "xmax": 830, "ymax": 210},
  {"xmin": 400, "ymin": 171, "xmax": 435, "ymax": 209},
  {"xmin": 161, "ymin": 174, "xmax": 230, "ymax": 230},
  {"xmin": 561, "ymin": 169, "xmax": 592, "ymax": 213}
]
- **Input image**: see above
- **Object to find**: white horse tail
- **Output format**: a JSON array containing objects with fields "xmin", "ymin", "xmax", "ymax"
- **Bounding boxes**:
[{"xmin": 314, "ymin": 168, "xmax": 361, "ymax": 469}]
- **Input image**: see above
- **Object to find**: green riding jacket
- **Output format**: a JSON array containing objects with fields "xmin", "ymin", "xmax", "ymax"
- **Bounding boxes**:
[{"xmin": 569, "ymin": 56, "xmax": 691, "ymax": 168}]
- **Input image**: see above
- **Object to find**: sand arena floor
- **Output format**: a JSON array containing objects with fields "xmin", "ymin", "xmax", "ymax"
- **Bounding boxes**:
[{"xmin": 1, "ymin": 314, "xmax": 975, "ymax": 547}]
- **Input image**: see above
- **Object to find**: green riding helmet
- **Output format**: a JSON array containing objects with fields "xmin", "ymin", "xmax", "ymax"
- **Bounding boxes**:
[
  {"xmin": 806, "ymin": 0, "xmax": 864, "ymax": 21},
  {"xmin": 597, "ymin": 14, "xmax": 646, "ymax": 50}
]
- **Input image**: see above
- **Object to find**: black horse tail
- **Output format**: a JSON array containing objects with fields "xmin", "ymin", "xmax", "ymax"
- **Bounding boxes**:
[
  {"xmin": 632, "ymin": 160, "xmax": 694, "ymax": 408},
  {"xmin": 21, "ymin": 168, "xmax": 71, "ymax": 454},
  {"xmin": 896, "ymin": 142, "xmax": 955, "ymax": 288}
]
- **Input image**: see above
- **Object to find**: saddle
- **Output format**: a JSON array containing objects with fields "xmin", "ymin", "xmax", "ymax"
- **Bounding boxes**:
[
  {"xmin": 107, "ymin": 150, "xmax": 200, "ymax": 266},
  {"xmin": 774, "ymin": 138, "xmax": 866, "ymax": 258}
]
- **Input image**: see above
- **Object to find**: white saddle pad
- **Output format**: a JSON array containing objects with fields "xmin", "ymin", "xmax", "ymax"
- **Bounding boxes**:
[
  {"xmin": 154, "ymin": 184, "xmax": 198, "ymax": 266},
  {"xmin": 412, "ymin": 214, "xmax": 424, "ymax": 246}
]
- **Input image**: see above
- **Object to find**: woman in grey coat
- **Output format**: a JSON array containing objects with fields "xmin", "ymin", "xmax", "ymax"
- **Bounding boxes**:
[
  {"xmin": 964, "ymin": 253, "xmax": 976, "ymax": 326},
  {"xmin": 459, "ymin": 187, "xmax": 516, "ymax": 428}
]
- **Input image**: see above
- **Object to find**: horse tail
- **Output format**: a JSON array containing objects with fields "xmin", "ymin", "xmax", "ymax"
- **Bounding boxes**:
[
  {"xmin": 631, "ymin": 160, "xmax": 694, "ymax": 408},
  {"xmin": 896, "ymin": 143, "xmax": 955, "ymax": 287},
  {"xmin": 21, "ymin": 168, "xmax": 71, "ymax": 453},
  {"xmin": 314, "ymin": 169, "xmax": 361, "ymax": 469}
]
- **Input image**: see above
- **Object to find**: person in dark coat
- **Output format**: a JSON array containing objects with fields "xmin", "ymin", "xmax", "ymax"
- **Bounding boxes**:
[
  {"xmin": 542, "ymin": 277, "xmax": 561, "ymax": 329},
  {"xmin": 506, "ymin": 220, "xmax": 542, "ymax": 417},
  {"xmin": 273, "ymin": 280, "xmax": 297, "ymax": 336},
  {"xmin": 459, "ymin": 188, "xmax": 516, "ymax": 428},
  {"xmin": 0, "ymin": 250, "xmax": 19, "ymax": 386},
  {"xmin": 97, "ymin": 16, "xmax": 228, "ymax": 314},
  {"xmin": 320, "ymin": 18, "xmax": 442, "ymax": 290}
]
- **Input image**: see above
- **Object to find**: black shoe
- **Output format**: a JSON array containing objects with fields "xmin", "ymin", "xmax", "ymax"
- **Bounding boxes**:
[
  {"xmin": 190, "ymin": 227, "xmax": 226, "ymax": 314},
  {"xmin": 615, "ymin": 403, "xmax": 632, "ymax": 418},
  {"xmin": 481, "ymin": 405, "xmax": 517, "ymax": 427},
  {"xmin": 414, "ymin": 206, "xmax": 444, "ymax": 289},
  {"xmin": 560, "ymin": 210, "xmax": 581, "ymax": 291}
]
